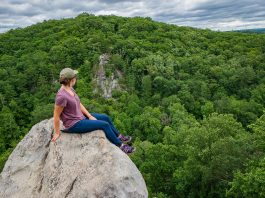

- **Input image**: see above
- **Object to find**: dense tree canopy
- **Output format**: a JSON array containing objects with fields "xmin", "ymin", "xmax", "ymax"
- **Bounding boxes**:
[{"xmin": 0, "ymin": 13, "xmax": 264, "ymax": 197}]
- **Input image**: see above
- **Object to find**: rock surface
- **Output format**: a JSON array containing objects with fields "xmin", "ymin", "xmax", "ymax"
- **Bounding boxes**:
[
  {"xmin": 93, "ymin": 53, "xmax": 123, "ymax": 98},
  {"xmin": 0, "ymin": 118, "xmax": 148, "ymax": 198}
]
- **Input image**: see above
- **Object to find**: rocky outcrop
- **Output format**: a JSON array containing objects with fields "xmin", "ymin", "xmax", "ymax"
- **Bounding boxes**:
[
  {"xmin": 0, "ymin": 118, "xmax": 148, "ymax": 198},
  {"xmin": 93, "ymin": 53, "xmax": 123, "ymax": 98}
]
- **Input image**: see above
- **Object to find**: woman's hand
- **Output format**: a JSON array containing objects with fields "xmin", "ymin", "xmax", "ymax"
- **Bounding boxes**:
[
  {"xmin": 89, "ymin": 115, "xmax": 97, "ymax": 120},
  {"xmin": 51, "ymin": 132, "xmax": 61, "ymax": 142}
]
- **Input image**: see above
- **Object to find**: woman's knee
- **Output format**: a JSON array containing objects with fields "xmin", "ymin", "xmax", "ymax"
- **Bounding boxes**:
[
  {"xmin": 103, "ymin": 114, "xmax": 112, "ymax": 122},
  {"xmin": 100, "ymin": 120, "xmax": 110, "ymax": 128}
]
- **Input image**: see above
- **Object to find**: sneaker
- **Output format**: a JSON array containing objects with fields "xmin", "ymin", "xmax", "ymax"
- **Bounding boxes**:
[
  {"xmin": 120, "ymin": 144, "xmax": 136, "ymax": 154},
  {"xmin": 118, "ymin": 134, "xmax": 132, "ymax": 143}
]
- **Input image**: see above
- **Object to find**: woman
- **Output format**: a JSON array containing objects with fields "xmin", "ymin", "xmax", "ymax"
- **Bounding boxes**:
[{"xmin": 52, "ymin": 67, "xmax": 135, "ymax": 154}]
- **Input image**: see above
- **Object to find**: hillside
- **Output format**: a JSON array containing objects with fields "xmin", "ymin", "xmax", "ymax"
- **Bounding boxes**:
[
  {"xmin": 0, "ymin": 13, "xmax": 264, "ymax": 197},
  {"xmin": 233, "ymin": 28, "xmax": 265, "ymax": 34}
]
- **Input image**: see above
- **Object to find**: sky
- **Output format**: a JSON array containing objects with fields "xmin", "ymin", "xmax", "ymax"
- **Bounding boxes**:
[{"xmin": 0, "ymin": 0, "xmax": 265, "ymax": 33}]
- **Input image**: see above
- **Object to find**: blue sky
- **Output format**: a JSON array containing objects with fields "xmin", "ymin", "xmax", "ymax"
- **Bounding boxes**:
[{"xmin": 0, "ymin": 0, "xmax": 265, "ymax": 33}]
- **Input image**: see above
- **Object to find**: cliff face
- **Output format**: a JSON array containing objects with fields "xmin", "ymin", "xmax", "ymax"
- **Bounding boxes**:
[
  {"xmin": 0, "ymin": 118, "xmax": 148, "ymax": 198},
  {"xmin": 92, "ymin": 53, "xmax": 123, "ymax": 98}
]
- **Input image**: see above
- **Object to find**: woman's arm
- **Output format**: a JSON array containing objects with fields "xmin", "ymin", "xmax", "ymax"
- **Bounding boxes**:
[
  {"xmin": 53, "ymin": 104, "xmax": 64, "ymax": 135},
  {"xmin": 80, "ymin": 102, "xmax": 93, "ymax": 118}
]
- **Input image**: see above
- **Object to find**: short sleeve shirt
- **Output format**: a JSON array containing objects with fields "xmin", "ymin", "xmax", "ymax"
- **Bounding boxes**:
[{"xmin": 55, "ymin": 87, "xmax": 86, "ymax": 129}]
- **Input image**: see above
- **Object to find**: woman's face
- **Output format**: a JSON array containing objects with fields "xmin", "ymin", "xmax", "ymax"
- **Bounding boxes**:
[{"xmin": 70, "ymin": 77, "xmax": 77, "ymax": 87}]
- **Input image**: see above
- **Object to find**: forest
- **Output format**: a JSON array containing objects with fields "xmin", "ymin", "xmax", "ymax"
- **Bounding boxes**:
[{"xmin": 0, "ymin": 13, "xmax": 264, "ymax": 197}]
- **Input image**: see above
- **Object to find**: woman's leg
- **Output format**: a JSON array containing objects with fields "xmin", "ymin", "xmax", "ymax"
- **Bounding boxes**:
[
  {"xmin": 67, "ymin": 118, "xmax": 122, "ymax": 147},
  {"xmin": 89, "ymin": 112, "xmax": 121, "ymax": 137}
]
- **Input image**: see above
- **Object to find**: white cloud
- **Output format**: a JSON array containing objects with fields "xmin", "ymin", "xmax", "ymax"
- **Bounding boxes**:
[{"xmin": 0, "ymin": 0, "xmax": 264, "ymax": 33}]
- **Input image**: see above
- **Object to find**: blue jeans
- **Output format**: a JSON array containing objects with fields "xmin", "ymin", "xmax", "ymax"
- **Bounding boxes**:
[{"xmin": 62, "ymin": 112, "xmax": 122, "ymax": 147}]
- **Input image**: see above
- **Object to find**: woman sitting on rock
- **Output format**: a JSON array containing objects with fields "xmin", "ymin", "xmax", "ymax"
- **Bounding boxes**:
[{"xmin": 52, "ymin": 67, "xmax": 135, "ymax": 154}]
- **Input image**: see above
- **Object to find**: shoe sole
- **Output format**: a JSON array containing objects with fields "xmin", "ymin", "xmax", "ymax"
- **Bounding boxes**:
[
  {"xmin": 127, "ymin": 147, "xmax": 136, "ymax": 155},
  {"xmin": 120, "ymin": 137, "xmax": 132, "ymax": 144}
]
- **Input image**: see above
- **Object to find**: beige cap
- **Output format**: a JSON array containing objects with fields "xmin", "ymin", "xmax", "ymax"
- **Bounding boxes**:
[{"xmin": 59, "ymin": 68, "xmax": 78, "ymax": 79}]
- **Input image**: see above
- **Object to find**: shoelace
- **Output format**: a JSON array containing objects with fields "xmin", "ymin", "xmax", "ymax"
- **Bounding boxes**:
[
  {"xmin": 120, "ymin": 135, "xmax": 130, "ymax": 141},
  {"xmin": 123, "ymin": 145, "xmax": 133, "ymax": 153}
]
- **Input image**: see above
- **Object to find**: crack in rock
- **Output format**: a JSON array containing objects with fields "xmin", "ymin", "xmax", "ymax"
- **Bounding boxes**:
[{"xmin": 65, "ymin": 176, "xmax": 77, "ymax": 198}]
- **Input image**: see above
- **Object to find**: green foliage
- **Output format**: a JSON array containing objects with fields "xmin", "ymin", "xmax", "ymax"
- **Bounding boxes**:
[
  {"xmin": 172, "ymin": 113, "xmax": 253, "ymax": 197},
  {"xmin": 201, "ymin": 101, "xmax": 214, "ymax": 117},
  {"xmin": 0, "ymin": 106, "xmax": 20, "ymax": 149},
  {"xmin": 30, "ymin": 103, "xmax": 54, "ymax": 125},
  {"xmin": 167, "ymin": 102, "xmax": 199, "ymax": 131},
  {"xmin": 131, "ymin": 140, "xmax": 180, "ymax": 197},
  {"xmin": 215, "ymin": 96, "xmax": 263, "ymax": 127},
  {"xmin": 227, "ymin": 157, "xmax": 265, "ymax": 197},
  {"xmin": 0, "ymin": 148, "xmax": 13, "ymax": 172},
  {"xmin": 141, "ymin": 75, "xmax": 152, "ymax": 100},
  {"xmin": 0, "ymin": 13, "xmax": 264, "ymax": 197},
  {"xmin": 133, "ymin": 106, "xmax": 163, "ymax": 143}
]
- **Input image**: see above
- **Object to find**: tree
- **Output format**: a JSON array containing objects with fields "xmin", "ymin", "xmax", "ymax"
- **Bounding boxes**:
[
  {"xmin": 133, "ymin": 106, "xmax": 163, "ymax": 143},
  {"xmin": 0, "ymin": 106, "xmax": 20, "ymax": 149},
  {"xmin": 141, "ymin": 75, "xmax": 152, "ymax": 100},
  {"xmin": 131, "ymin": 140, "xmax": 180, "ymax": 197},
  {"xmin": 227, "ymin": 157, "xmax": 265, "ymax": 198},
  {"xmin": 173, "ymin": 113, "xmax": 252, "ymax": 197}
]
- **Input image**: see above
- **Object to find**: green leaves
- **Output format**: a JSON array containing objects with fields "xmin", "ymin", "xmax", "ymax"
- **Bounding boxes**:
[
  {"xmin": 0, "ymin": 13, "xmax": 264, "ymax": 197},
  {"xmin": 0, "ymin": 106, "xmax": 20, "ymax": 150},
  {"xmin": 227, "ymin": 157, "xmax": 265, "ymax": 197},
  {"xmin": 171, "ymin": 113, "xmax": 253, "ymax": 197},
  {"xmin": 131, "ymin": 141, "xmax": 180, "ymax": 196},
  {"xmin": 133, "ymin": 106, "xmax": 163, "ymax": 143}
]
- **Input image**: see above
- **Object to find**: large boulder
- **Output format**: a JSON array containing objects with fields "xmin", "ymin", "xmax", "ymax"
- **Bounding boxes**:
[{"xmin": 0, "ymin": 118, "xmax": 148, "ymax": 198}]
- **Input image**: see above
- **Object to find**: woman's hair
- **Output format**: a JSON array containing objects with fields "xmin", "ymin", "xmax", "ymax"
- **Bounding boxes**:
[{"xmin": 59, "ymin": 76, "xmax": 76, "ymax": 86}]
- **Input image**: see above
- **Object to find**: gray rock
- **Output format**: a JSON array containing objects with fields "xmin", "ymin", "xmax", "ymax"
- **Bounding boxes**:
[
  {"xmin": 0, "ymin": 118, "xmax": 148, "ymax": 198},
  {"xmin": 93, "ymin": 53, "xmax": 123, "ymax": 99}
]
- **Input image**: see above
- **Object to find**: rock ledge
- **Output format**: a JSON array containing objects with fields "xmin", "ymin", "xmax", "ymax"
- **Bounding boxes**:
[{"xmin": 0, "ymin": 118, "xmax": 148, "ymax": 198}]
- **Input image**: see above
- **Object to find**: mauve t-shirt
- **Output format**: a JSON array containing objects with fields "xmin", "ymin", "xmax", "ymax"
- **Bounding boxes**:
[{"xmin": 55, "ymin": 87, "xmax": 86, "ymax": 129}]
